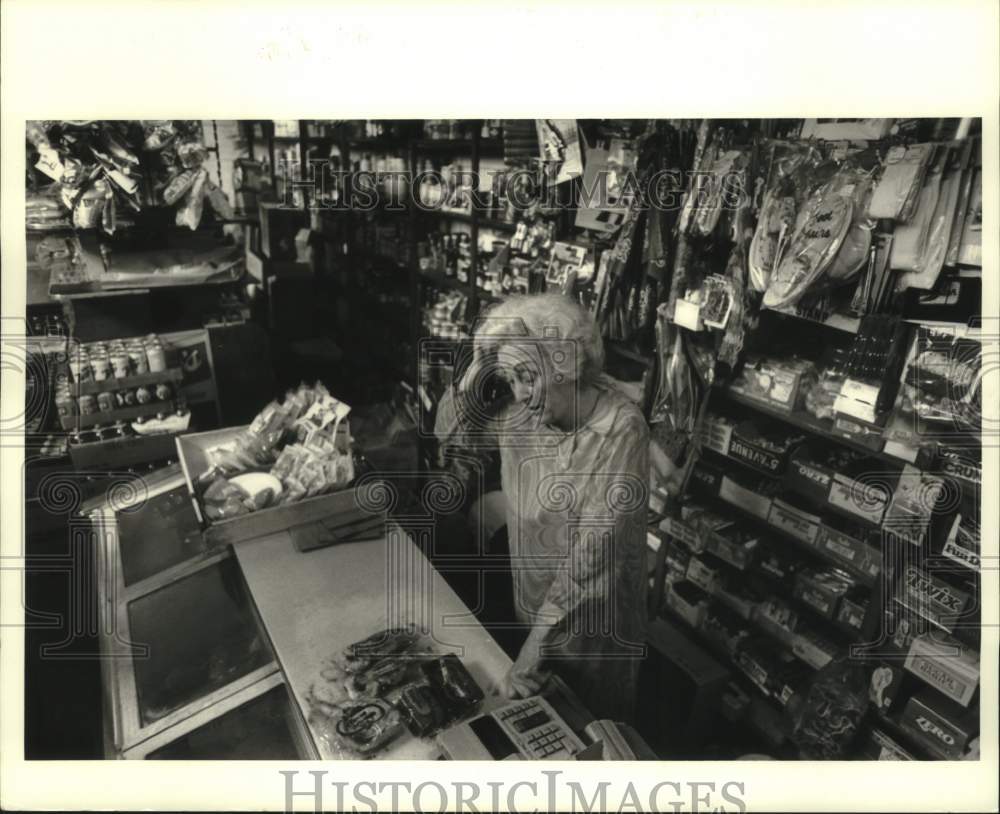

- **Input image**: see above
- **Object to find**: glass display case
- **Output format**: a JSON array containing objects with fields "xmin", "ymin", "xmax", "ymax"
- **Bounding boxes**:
[
  {"xmin": 114, "ymin": 485, "xmax": 208, "ymax": 586},
  {"xmin": 127, "ymin": 556, "xmax": 273, "ymax": 726},
  {"xmin": 85, "ymin": 470, "xmax": 314, "ymax": 757},
  {"xmin": 123, "ymin": 676, "xmax": 313, "ymax": 759}
]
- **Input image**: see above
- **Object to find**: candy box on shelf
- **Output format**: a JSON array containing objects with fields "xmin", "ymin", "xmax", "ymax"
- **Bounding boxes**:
[
  {"xmin": 859, "ymin": 727, "xmax": 916, "ymax": 761},
  {"xmin": 816, "ymin": 518, "xmax": 882, "ymax": 583},
  {"xmin": 897, "ymin": 565, "xmax": 972, "ymax": 633},
  {"xmin": 704, "ymin": 524, "xmax": 760, "ymax": 570},
  {"xmin": 729, "ymin": 355, "xmax": 814, "ymax": 413},
  {"xmin": 904, "ymin": 632, "xmax": 980, "ymax": 707},
  {"xmin": 664, "ymin": 581, "xmax": 710, "ymax": 630},
  {"xmin": 793, "ymin": 567, "xmax": 854, "ymax": 620},
  {"xmin": 767, "ymin": 498, "xmax": 822, "ymax": 547},
  {"xmin": 728, "ymin": 420, "xmax": 805, "ymax": 475},
  {"xmin": 900, "ymin": 688, "xmax": 978, "ymax": 759}
]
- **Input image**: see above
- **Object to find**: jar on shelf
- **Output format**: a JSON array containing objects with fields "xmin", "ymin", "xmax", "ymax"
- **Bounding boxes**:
[
  {"xmin": 97, "ymin": 391, "xmax": 116, "ymax": 413},
  {"xmin": 127, "ymin": 342, "xmax": 148, "ymax": 374},
  {"xmin": 144, "ymin": 340, "xmax": 167, "ymax": 373},
  {"xmin": 90, "ymin": 351, "xmax": 111, "ymax": 382},
  {"xmin": 110, "ymin": 349, "xmax": 129, "ymax": 379},
  {"xmin": 78, "ymin": 394, "xmax": 98, "ymax": 415}
]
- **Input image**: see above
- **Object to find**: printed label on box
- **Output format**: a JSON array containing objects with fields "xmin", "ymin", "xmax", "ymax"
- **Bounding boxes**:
[
  {"xmin": 819, "ymin": 526, "xmax": 881, "ymax": 577},
  {"xmin": 720, "ymin": 477, "xmax": 772, "ymax": 519},
  {"xmin": 729, "ymin": 437, "xmax": 783, "ymax": 473},
  {"xmin": 701, "ymin": 418, "xmax": 734, "ymax": 457},
  {"xmin": 829, "ymin": 474, "xmax": 887, "ymax": 525},
  {"xmin": 769, "ymin": 500, "xmax": 821, "ymax": 545}
]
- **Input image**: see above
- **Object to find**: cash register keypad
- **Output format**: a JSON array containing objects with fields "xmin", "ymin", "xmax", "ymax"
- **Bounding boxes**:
[{"xmin": 496, "ymin": 699, "xmax": 577, "ymax": 758}]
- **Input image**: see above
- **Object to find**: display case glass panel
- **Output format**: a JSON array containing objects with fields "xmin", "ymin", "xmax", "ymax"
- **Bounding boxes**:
[
  {"xmin": 116, "ymin": 485, "xmax": 207, "ymax": 586},
  {"xmin": 146, "ymin": 685, "xmax": 300, "ymax": 759},
  {"xmin": 127, "ymin": 557, "xmax": 271, "ymax": 725}
]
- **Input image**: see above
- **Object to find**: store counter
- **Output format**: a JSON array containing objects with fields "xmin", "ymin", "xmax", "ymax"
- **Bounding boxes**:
[{"xmin": 235, "ymin": 524, "xmax": 520, "ymax": 759}]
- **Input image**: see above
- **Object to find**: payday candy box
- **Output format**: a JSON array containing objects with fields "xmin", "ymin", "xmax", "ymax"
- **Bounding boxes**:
[
  {"xmin": 900, "ymin": 689, "xmax": 978, "ymax": 759},
  {"xmin": 904, "ymin": 632, "xmax": 980, "ymax": 707},
  {"xmin": 787, "ymin": 446, "xmax": 890, "ymax": 526},
  {"xmin": 898, "ymin": 565, "xmax": 971, "ymax": 632},
  {"xmin": 701, "ymin": 414, "xmax": 804, "ymax": 475}
]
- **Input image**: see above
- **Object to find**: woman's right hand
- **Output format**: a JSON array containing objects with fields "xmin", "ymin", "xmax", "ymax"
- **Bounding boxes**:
[{"xmin": 490, "ymin": 664, "xmax": 547, "ymax": 700}]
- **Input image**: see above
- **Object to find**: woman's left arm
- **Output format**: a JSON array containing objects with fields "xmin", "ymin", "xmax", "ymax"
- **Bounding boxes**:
[{"xmin": 501, "ymin": 408, "xmax": 650, "ymax": 696}]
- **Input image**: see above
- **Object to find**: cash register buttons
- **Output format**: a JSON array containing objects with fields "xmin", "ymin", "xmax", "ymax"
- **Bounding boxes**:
[{"xmin": 513, "ymin": 710, "xmax": 551, "ymax": 732}]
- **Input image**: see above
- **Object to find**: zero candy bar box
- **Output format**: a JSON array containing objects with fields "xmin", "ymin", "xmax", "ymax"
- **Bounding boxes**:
[
  {"xmin": 904, "ymin": 632, "xmax": 980, "ymax": 707},
  {"xmin": 900, "ymin": 689, "xmax": 978, "ymax": 759}
]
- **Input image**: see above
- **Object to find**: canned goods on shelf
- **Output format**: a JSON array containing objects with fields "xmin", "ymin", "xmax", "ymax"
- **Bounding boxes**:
[
  {"xmin": 55, "ymin": 393, "xmax": 78, "ymax": 417},
  {"xmin": 97, "ymin": 392, "xmax": 117, "ymax": 412},
  {"xmin": 122, "ymin": 389, "xmax": 137, "ymax": 406},
  {"xmin": 111, "ymin": 351, "xmax": 129, "ymax": 379},
  {"xmin": 78, "ymin": 395, "xmax": 98, "ymax": 415},
  {"xmin": 127, "ymin": 344, "xmax": 149, "ymax": 374},
  {"xmin": 90, "ymin": 352, "xmax": 111, "ymax": 380},
  {"xmin": 145, "ymin": 343, "xmax": 167, "ymax": 373},
  {"xmin": 154, "ymin": 383, "xmax": 173, "ymax": 401},
  {"xmin": 135, "ymin": 386, "xmax": 153, "ymax": 405}
]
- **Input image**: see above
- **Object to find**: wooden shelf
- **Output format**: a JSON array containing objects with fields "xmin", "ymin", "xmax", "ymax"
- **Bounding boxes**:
[
  {"xmin": 63, "ymin": 400, "xmax": 179, "ymax": 430},
  {"xmin": 73, "ymin": 368, "xmax": 183, "ymax": 396}
]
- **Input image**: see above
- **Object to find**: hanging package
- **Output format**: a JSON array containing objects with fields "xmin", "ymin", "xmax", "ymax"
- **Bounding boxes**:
[
  {"xmin": 866, "ymin": 143, "xmax": 934, "ymax": 221},
  {"xmin": 890, "ymin": 146, "xmax": 946, "ymax": 275},
  {"xmin": 763, "ymin": 192, "xmax": 852, "ymax": 309}
]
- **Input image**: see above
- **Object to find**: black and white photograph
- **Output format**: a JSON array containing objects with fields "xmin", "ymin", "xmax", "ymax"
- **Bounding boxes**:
[{"xmin": 1, "ymin": 3, "xmax": 997, "ymax": 812}]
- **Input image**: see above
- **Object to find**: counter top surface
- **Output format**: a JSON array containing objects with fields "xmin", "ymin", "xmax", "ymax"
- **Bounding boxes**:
[{"xmin": 234, "ymin": 523, "xmax": 514, "ymax": 760}]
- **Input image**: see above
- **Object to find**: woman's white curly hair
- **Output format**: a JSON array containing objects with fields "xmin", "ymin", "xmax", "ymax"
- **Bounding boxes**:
[{"xmin": 473, "ymin": 293, "xmax": 605, "ymax": 385}]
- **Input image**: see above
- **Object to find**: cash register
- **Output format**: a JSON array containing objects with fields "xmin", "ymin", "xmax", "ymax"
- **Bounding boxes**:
[{"xmin": 437, "ymin": 695, "xmax": 586, "ymax": 760}]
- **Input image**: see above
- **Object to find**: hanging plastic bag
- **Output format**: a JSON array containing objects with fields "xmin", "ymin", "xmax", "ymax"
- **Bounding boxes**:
[{"xmin": 763, "ymin": 192, "xmax": 852, "ymax": 308}]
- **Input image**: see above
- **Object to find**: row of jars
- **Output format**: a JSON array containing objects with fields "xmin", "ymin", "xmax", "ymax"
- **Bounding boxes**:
[
  {"xmin": 67, "ymin": 334, "xmax": 168, "ymax": 383},
  {"xmin": 55, "ymin": 382, "xmax": 175, "ymax": 418}
]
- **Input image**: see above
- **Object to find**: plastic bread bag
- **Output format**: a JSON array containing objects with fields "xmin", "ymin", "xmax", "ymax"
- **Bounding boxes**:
[
  {"xmin": 205, "ymin": 179, "xmax": 234, "ymax": 220},
  {"xmin": 162, "ymin": 168, "xmax": 199, "ymax": 205},
  {"xmin": 176, "ymin": 168, "xmax": 208, "ymax": 230},
  {"xmin": 141, "ymin": 120, "xmax": 176, "ymax": 151},
  {"xmin": 176, "ymin": 140, "xmax": 208, "ymax": 169},
  {"xmin": 763, "ymin": 192, "xmax": 852, "ymax": 309}
]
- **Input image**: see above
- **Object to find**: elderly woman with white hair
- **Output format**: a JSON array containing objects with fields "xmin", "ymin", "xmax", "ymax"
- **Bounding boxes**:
[{"xmin": 435, "ymin": 293, "xmax": 649, "ymax": 724}]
